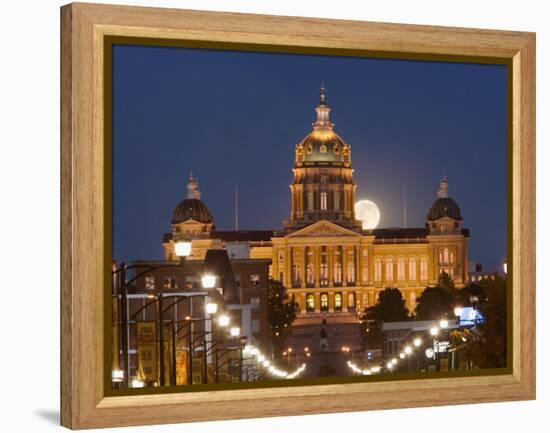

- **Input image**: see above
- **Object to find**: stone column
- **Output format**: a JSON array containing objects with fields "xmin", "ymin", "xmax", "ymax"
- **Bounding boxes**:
[
  {"xmin": 328, "ymin": 245, "xmax": 333, "ymax": 287},
  {"xmin": 314, "ymin": 292, "xmax": 320, "ymax": 314}
]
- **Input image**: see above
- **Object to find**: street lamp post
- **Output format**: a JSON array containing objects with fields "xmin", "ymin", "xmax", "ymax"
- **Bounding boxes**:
[{"xmin": 112, "ymin": 239, "xmax": 192, "ymax": 387}]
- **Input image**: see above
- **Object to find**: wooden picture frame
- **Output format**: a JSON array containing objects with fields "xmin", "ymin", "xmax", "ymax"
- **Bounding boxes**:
[{"xmin": 61, "ymin": 2, "xmax": 535, "ymax": 429}]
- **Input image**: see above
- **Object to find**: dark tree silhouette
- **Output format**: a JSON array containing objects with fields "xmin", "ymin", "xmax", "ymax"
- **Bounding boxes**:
[
  {"xmin": 267, "ymin": 278, "xmax": 297, "ymax": 358},
  {"xmin": 450, "ymin": 276, "xmax": 507, "ymax": 368},
  {"xmin": 364, "ymin": 287, "xmax": 410, "ymax": 322},
  {"xmin": 414, "ymin": 272, "xmax": 457, "ymax": 320}
]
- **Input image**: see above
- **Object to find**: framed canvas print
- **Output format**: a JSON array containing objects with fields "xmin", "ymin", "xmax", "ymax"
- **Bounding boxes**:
[{"xmin": 60, "ymin": 2, "xmax": 536, "ymax": 429}]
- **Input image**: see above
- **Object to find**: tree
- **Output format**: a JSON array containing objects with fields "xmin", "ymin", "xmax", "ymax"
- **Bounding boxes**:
[
  {"xmin": 414, "ymin": 272, "xmax": 456, "ymax": 320},
  {"xmin": 450, "ymin": 276, "xmax": 507, "ymax": 368},
  {"xmin": 267, "ymin": 278, "xmax": 297, "ymax": 357},
  {"xmin": 414, "ymin": 286, "xmax": 455, "ymax": 320},
  {"xmin": 364, "ymin": 287, "xmax": 410, "ymax": 322}
]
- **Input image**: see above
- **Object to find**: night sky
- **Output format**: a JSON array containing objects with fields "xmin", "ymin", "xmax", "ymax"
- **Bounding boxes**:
[{"xmin": 112, "ymin": 44, "xmax": 507, "ymax": 271}]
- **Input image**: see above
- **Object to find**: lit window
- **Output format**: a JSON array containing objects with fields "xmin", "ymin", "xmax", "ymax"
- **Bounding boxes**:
[
  {"xmin": 144, "ymin": 276, "xmax": 155, "ymax": 290},
  {"xmin": 334, "ymin": 293, "xmax": 342, "ymax": 311},
  {"xmin": 320, "ymin": 263, "xmax": 328, "ymax": 286},
  {"xmin": 374, "ymin": 258, "xmax": 382, "ymax": 281},
  {"xmin": 334, "ymin": 260, "xmax": 342, "ymax": 284},
  {"xmin": 320, "ymin": 192, "xmax": 328, "ymax": 210},
  {"xmin": 386, "ymin": 258, "xmax": 394, "ymax": 282},
  {"xmin": 306, "ymin": 293, "xmax": 315, "ymax": 312},
  {"xmin": 307, "ymin": 191, "xmax": 314, "ymax": 211},
  {"xmin": 163, "ymin": 276, "xmax": 177, "ymax": 289},
  {"xmin": 421, "ymin": 259, "xmax": 429, "ymax": 280},
  {"xmin": 250, "ymin": 274, "xmax": 260, "ymax": 286},
  {"xmin": 320, "ymin": 143, "xmax": 327, "ymax": 153},
  {"xmin": 397, "ymin": 257, "xmax": 405, "ymax": 280},
  {"xmin": 306, "ymin": 263, "xmax": 315, "ymax": 285},
  {"xmin": 346, "ymin": 260, "xmax": 355, "ymax": 284},
  {"xmin": 333, "ymin": 192, "xmax": 340, "ymax": 210},
  {"xmin": 292, "ymin": 264, "xmax": 302, "ymax": 286},
  {"xmin": 409, "ymin": 257, "xmax": 417, "ymax": 280},
  {"xmin": 320, "ymin": 293, "xmax": 329, "ymax": 311}
]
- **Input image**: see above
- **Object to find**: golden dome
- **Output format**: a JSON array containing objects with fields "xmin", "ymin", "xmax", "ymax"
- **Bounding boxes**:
[{"xmin": 295, "ymin": 85, "xmax": 351, "ymax": 167}]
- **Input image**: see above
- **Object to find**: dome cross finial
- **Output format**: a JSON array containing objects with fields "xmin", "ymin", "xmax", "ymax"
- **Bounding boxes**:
[
  {"xmin": 437, "ymin": 173, "xmax": 449, "ymax": 198},
  {"xmin": 186, "ymin": 170, "xmax": 201, "ymax": 199},
  {"xmin": 320, "ymin": 82, "xmax": 327, "ymax": 105},
  {"xmin": 314, "ymin": 83, "xmax": 333, "ymax": 130}
]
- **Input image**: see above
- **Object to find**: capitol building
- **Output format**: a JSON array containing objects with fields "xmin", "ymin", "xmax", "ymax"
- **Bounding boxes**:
[{"xmin": 162, "ymin": 87, "xmax": 470, "ymax": 323}]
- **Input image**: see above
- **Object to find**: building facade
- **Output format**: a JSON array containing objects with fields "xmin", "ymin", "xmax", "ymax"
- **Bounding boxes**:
[{"xmin": 162, "ymin": 87, "xmax": 470, "ymax": 322}]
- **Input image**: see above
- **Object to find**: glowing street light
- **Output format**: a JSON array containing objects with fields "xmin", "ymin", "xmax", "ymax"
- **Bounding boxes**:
[
  {"xmin": 205, "ymin": 302, "xmax": 218, "ymax": 315},
  {"xmin": 413, "ymin": 338, "xmax": 422, "ymax": 347},
  {"xmin": 217, "ymin": 315, "xmax": 230, "ymax": 327},
  {"xmin": 230, "ymin": 326, "xmax": 240, "ymax": 337},
  {"xmin": 430, "ymin": 326, "xmax": 439, "ymax": 336},
  {"xmin": 425, "ymin": 348, "xmax": 435, "ymax": 359},
  {"xmin": 439, "ymin": 319, "xmax": 449, "ymax": 329},
  {"xmin": 391, "ymin": 358, "xmax": 397, "ymax": 365},
  {"xmin": 201, "ymin": 274, "xmax": 216, "ymax": 289},
  {"xmin": 399, "ymin": 353, "xmax": 405, "ymax": 359},
  {"xmin": 454, "ymin": 306, "xmax": 463, "ymax": 318},
  {"xmin": 174, "ymin": 240, "xmax": 192, "ymax": 258},
  {"xmin": 386, "ymin": 362, "xmax": 393, "ymax": 369},
  {"xmin": 404, "ymin": 346, "xmax": 412, "ymax": 355}
]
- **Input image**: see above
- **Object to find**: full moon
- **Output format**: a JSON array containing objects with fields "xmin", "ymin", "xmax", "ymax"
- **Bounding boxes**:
[{"xmin": 354, "ymin": 200, "xmax": 381, "ymax": 230}]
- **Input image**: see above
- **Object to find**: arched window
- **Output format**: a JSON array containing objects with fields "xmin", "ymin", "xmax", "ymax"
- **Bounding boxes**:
[
  {"xmin": 334, "ymin": 293, "xmax": 342, "ymax": 311},
  {"xmin": 306, "ymin": 263, "xmax": 314, "ymax": 285},
  {"xmin": 346, "ymin": 259, "xmax": 355, "ymax": 284},
  {"xmin": 374, "ymin": 257, "xmax": 382, "ymax": 281},
  {"xmin": 307, "ymin": 191, "xmax": 314, "ymax": 211},
  {"xmin": 443, "ymin": 248, "xmax": 450, "ymax": 264},
  {"xmin": 334, "ymin": 261, "xmax": 342, "ymax": 284},
  {"xmin": 320, "ymin": 293, "xmax": 329, "ymax": 311},
  {"xmin": 333, "ymin": 191, "xmax": 340, "ymax": 210},
  {"xmin": 386, "ymin": 258, "xmax": 394, "ymax": 282},
  {"xmin": 292, "ymin": 264, "xmax": 301, "ymax": 287},
  {"xmin": 409, "ymin": 257, "xmax": 417, "ymax": 281},
  {"xmin": 306, "ymin": 293, "xmax": 315, "ymax": 312},
  {"xmin": 320, "ymin": 192, "xmax": 328, "ymax": 210},
  {"xmin": 420, "ymin": 257, "xmax": 428, "ymax": 280},
  {"xmin": 397, "ymin": 257, "xmax": 405, "ymax": 280},
  {"xmin": 320, "ymin": 263, "xmax": 328, "ymax": 286}
]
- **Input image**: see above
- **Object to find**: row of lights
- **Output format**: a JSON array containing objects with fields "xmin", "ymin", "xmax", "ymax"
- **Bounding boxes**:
[
  {"xmin": 348, "ymin": 315, "xmax": 458, "ymax": 376},
  {"xmin": 347, "ymin": 337, "xmax": 424, "ymax": 376},
  {"xmin": 244, "ymin": 345, "xmax": 307, "ymax": 379}
]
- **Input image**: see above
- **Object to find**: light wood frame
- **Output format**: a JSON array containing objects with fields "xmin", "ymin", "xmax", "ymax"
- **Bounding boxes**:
[{"xmin": 61, "ymin": 2, "xmax": 536, "ymax": 429}]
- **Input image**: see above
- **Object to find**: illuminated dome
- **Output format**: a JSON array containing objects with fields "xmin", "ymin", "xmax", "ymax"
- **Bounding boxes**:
[
  {"xmin": 171, "ymin": 173, "xmax": 214, "ymax": 225},
  {"xmin": 295, "ymin": 85, "xmax": 351, "ymax": 167}
]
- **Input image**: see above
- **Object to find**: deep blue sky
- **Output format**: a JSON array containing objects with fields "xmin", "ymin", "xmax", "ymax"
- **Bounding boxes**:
[{"xmin": 112, "ymin": 44, "xmax": 507, "ymax": 271}]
